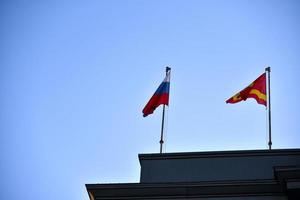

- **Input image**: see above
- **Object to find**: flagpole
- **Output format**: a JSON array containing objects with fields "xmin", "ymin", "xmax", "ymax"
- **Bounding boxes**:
[
  {"xmin": 159, "ymin": 104, "xmax": 165, "ymax": 154},
  {"xmin": 265, "ymin": 67, "xmax": 272, "ymax": 150},
  {"xmin": 159, "ymin": 67, "xmax": 170, "ymax": 154}
]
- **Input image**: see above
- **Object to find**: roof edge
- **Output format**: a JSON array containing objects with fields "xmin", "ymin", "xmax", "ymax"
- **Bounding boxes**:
[
  {"xmin": 86, "ymin": 179, "xmax": 284, "ymax": 199},
  {"xmin": 139, "ymin": 148, "xmax": 300, "ymax": 162}
]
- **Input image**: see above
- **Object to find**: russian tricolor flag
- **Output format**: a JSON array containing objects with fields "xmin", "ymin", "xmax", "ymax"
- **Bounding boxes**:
[{"xmin": 143, "ymin": 68, "xmax": 171, "ymax": 117}]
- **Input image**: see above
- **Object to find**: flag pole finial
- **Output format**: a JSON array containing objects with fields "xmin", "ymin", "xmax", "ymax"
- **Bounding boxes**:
[{"xmin": 166, "ymin": 66, "xmax": 171, "ymax": 73}]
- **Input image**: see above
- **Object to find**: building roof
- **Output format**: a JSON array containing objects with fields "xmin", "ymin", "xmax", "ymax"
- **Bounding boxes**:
[{"xmin": 86, "ymin": 149, "xmax": 300, "ymax": 200}]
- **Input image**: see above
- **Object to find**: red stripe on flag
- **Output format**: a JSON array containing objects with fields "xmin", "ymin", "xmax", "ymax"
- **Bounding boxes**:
[{"xmin": 142, "ymin": 93, "xmax": 169, "ymax": 117}]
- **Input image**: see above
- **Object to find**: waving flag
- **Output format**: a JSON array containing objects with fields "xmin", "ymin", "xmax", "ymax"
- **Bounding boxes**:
[
  {"xmin": 226, "ymin": 72, "xmax": 267, "ymax": 106},
  {"xmin": 143, "ymin": 68, "xmax": 171, "ymax": 117}
]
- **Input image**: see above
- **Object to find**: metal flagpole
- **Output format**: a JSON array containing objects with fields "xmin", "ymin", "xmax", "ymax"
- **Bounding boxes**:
[
  {"xmin": 159, "ymin": 67, "xmax": 170, "ymax": 154},
  {"xmin": 159, "ymin": 104, "xmax": 165, "ymax": 154},
  {"xmin": 265, "ymin": 67, "xmax": 272, "ymax": 150}
]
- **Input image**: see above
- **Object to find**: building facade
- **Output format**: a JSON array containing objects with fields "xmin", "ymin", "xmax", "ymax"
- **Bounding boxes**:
[{"xmin": 86, "ymin": 149, "xmax": 300, "ymax": 200}]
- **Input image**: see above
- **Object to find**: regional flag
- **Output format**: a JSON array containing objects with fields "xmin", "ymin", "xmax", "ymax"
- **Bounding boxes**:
[
  {"xmin": 143, "ymin": 68, "xmax": 171, "ymax": 117},
  {"xmin": 226, "ymin": 72, "xmax": 267, "ymax": 106}
]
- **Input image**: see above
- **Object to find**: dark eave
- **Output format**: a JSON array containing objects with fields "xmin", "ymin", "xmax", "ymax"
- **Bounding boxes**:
[{"xmin": 86, "ymin": 179, "xmax": 284, "ymax": 199}]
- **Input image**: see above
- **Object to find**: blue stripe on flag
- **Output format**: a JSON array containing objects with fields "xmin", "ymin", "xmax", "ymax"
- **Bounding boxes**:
[{"xmin": 154, "ymin": 82, "xmax": 170, "ymax": 94}]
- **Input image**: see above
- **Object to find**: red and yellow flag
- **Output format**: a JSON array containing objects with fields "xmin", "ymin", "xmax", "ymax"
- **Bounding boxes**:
[{"xmin": 226, "ymin": 73, "xmax": 267, "ymax": 106}]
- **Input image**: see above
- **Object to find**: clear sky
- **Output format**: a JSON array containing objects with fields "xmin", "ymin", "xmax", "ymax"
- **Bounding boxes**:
[{"xmin": 1, "ymin": 0, "xmax": 300, "ymax": 199}]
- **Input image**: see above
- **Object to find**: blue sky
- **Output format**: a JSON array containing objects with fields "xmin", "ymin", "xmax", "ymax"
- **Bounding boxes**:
[{"xmin": 1, "ymin": 0, "xmax": 300, "ymax": 199}]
